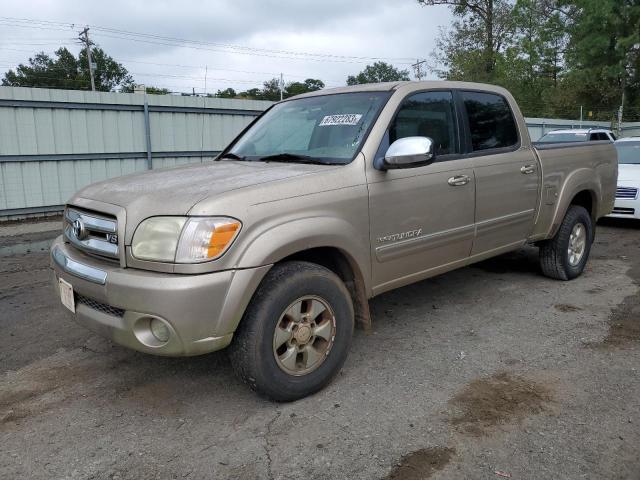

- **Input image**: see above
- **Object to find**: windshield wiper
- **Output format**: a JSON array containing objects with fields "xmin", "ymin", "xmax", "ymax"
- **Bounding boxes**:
[
  {"xmin": 217, "ymin": 152, "xmax": 247, "ymax": 161},
  {"xmin": 258, "ymin": 153, "xmax": 331, "ymax": 165}
]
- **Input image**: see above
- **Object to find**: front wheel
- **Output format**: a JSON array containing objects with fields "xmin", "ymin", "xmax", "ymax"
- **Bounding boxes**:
[
  {"xmin": 539, "ymin": 205, "xmax": 593, "ymax": 280},
  {"xmin": 229, "ymin": 261, "xmax": 354, "ymax": 401}
]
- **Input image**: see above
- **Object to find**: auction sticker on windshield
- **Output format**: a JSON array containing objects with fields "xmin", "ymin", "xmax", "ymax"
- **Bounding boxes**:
[{"xmin": 319, "ymin": 114, "xmax": 363, "ymax": 126}]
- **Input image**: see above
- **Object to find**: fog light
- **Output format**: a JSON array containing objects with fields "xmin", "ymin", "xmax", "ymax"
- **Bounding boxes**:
[{"xmin": 150, "ymin": 318, "xmax": 170, "ymax": 343}]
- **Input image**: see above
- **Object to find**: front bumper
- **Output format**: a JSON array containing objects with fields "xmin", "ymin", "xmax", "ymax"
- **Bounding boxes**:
[{"xmin": 50, "ymin": 236, "xmax": 270, "ymax": 356}]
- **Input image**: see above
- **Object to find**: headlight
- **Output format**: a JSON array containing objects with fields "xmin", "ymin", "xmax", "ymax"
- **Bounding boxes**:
[{"xmin": 132, "ymin": 216, "xmax": 241, "ymax": 263}]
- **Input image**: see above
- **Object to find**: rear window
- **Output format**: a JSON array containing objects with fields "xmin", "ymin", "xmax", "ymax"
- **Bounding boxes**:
[{"xmin": 461, "ymin": 91, "xmax": 518, "ymax": 151}]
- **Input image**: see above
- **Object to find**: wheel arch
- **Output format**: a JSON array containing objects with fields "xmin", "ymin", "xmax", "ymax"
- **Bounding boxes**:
[
  {"xmin": 278, "ymin": 247, "xmax": 372, "ymax": 331},
  {"xmin": 548, "ymin": 168, "xmax": 601, "ymax": 238}
]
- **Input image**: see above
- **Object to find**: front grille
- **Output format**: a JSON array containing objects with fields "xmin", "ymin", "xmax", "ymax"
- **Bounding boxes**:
[
  {"xmin": 64, "ymin": 207, "xmax": 119, "ymax": 261},
  {"xmin": 76, "ymin": 293, "xmax": 125, "ymax": 317},
  {"xmin": 616, "ymin": 186, "xmax": 638, "ymax": 199},
  {"xmin": 612, "ymin": 207, "xmax": 635, "ymax": 215}
]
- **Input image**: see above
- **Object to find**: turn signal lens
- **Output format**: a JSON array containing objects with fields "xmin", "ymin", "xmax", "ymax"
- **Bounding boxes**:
[
  {"xmin": 175, "ymin": 217, "xmax": 241, "ymax": 263},
  {"xmin": 207, "ymin": 222, "xmax": 241, "ymax": 258}
]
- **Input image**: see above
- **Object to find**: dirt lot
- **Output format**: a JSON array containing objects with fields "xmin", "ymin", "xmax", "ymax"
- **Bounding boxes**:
[{"xmin": 1, "ymin": 219, "xmax": 639, "ymax": 480}]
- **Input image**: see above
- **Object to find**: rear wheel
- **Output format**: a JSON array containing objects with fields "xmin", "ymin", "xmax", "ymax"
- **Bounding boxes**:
[
  {"xmin": 229, "ymin": 261, "xmax": 354, "ymax": 401},
  {"xmin": 539, "ymin": 205, "xmax": 593, "ymax": 280}
]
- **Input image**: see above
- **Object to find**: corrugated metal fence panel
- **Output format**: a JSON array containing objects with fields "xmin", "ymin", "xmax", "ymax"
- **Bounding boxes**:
[
  {"xmin": 0, "ymin": 86, "xmax": 271, "ymax": 217},
  {"xmin": 621, "ymin": 122, "xmax": 640, "ymax": 137}
]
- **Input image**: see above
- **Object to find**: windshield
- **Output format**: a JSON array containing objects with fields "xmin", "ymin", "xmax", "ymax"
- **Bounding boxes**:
[
  {"xmin": 227, "ymin": 92, "xmax": 390, "ymax": 164},
  {"xmin": 538, "ymin": 132, "xmax": 588, "ymax": 143},
  {"xmin": 616, "ymin": 142, "xmax": 640, "ymax": 164}
]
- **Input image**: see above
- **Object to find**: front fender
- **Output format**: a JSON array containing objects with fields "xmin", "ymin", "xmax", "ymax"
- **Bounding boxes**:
[{"xmin": 234, "ymin": 215, "xmax": 372, "ymax": 293}]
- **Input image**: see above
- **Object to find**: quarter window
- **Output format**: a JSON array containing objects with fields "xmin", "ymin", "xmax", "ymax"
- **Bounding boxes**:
[
  {"xmin": 461, "ymin": 91, "xmax": 518, "ymax": 151},
  {"xmin": 390, "ymin": 91, "xmax": 459, "ymax": 155}
]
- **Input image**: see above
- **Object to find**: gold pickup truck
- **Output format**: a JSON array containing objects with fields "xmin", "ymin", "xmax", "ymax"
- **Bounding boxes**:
[{"xmin": 51, "ymin": 81, "xmax": 617, "ymax": 400}]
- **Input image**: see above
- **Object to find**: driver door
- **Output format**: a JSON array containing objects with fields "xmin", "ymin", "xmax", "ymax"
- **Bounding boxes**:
[{"xmin": 366, "ymin": 90, "xmax": 476, "ymax": 294}]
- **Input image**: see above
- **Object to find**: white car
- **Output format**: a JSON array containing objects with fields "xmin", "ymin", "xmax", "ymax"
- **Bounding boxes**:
[
  {"xmin": 609, "ymin": 137, "xmax": 640, "ymax": 219},
  {"xmin": 537, "ymin": 128, "xmax": 617, "ymax": 143}
]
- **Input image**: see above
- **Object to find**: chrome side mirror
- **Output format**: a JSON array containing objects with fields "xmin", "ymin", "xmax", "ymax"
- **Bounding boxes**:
[{"xmin": 383, "ymin": 136, "xmax": 435, "ymax": 169}]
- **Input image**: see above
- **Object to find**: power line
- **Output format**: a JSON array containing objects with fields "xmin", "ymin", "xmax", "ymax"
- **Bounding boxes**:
[{"xmin": 0, "ymin": 16, "xmax": 416, "ymax": 65}]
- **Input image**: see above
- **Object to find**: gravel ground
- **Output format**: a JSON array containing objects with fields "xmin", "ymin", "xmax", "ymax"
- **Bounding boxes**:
[{"xmin": 1, "ymin": 219, "xmax": 639, "ymax": 480}]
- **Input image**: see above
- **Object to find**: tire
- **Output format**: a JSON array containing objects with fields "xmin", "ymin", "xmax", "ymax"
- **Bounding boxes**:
[
  {"xmin": 539, "ymin": 205, "xmax": 593, "ymax": 280},
  {"xmin": 229, "ymin": 261, "xmax": 354, "ymax": 401}
]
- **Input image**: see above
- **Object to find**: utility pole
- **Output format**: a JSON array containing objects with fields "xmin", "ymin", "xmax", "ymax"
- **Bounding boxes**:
[
  {"xmin": 279, "ymin": 73, "xmax": 284, "ymax": 101},
  {"xmin": 78, "ymin": 27, "xmax": 95, "ymax": 91},
  {"xmin": 412, "ymin": 59, "xmax": 427, "ymax": 81},
  {"xmin": 618, "ymin": 89, "xmax": 625, "ymax": 138},
  {"xmin": 204, "ymin": 65, "xmax": 208, "ymax": 96}
]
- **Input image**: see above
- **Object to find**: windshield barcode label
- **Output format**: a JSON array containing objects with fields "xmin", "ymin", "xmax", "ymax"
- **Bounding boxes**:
[{"xmin": 319, "ymin": 114, "xmax": 363, "ymax": 126}]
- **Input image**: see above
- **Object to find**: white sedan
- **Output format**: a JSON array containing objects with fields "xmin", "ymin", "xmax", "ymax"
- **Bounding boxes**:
[{"xmin": 609, "ymin": 137, "xmax": 640, "ymax": 219}]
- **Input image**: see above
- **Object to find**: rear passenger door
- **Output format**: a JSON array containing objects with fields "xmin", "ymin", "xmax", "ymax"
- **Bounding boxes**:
[{"xmin": 460, "ymin": 90, "xmax": 539, "ymax": 256}]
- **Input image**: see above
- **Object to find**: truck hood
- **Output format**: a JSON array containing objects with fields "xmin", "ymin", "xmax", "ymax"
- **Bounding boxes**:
[
  {"xmin": 618, "ymin": 163, "xmax": 640, "ymax": 182},
  {"xmin": 74, "ymin": 160, "xmax": 335, "ymax": 215}
]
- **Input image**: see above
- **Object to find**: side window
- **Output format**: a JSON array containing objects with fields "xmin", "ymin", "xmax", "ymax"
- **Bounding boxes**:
[
  {"xmin": 461, "ymin": 91, "xmax": 518, "ymax": 151},
  {"xmin": 591, "ymin": 132, "xmax": 608, "ymax": 141},
  {"xmin": 389, "ymin": 91, "xmax": 459, "ymax": 155},
  {"xmin": 610, "ymin": 132, "xmax": 617, "ymax": 141}
]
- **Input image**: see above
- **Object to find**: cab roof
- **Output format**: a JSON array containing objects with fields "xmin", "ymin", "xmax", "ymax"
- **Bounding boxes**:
[{"xmin": 288, "ymin": 80, "xmax": 513, "ymax": 100}]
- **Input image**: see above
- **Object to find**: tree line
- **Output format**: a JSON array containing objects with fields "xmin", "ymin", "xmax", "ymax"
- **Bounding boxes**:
[
  {"xmin": 420, "ymin": 0, "xmax": 640, "ymax": 121},
  {"xmin": 0, "ymin": 46, "xmax": 410, "ymax": 100}
]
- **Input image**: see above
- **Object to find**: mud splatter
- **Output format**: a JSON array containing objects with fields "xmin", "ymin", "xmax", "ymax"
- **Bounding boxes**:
[
  {"xmin": 597, "ymin": 300, "xmax": 640, "ymax": 348},
  {"xmin": 554, "ymin": 304, "xmax": 582, "ymax": 313},
  {"xmin": 385, "ymin": 447, "xmax": 455, "ymax": 480},
  {"xmin": 449, "ymin": 372, "xmax": 552, "ymax": 436},
  {"xmin": 0, "ymin": 364, "xmax": 91, "ymax": 426},
  {"xmin": 591, "ymin": 261, "xmax": 640, "ymax": 348}
]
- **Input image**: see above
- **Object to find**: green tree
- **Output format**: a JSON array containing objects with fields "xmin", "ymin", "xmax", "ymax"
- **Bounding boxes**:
[
  {"xmin": 260, "ymin": 78, "xmax": 283, "ymax": 101},
  {"xmin": 144, "ymin": 86, "xmax": 170, "ymax": 95},
  {"xmin": 215, "ymin": 87, "xmax": 237, "ymax": 98},
  {"xmin": 285, "ymin": 78, "xmax": 325, "ymax": 97},
  {"xmin": 346, "ymin": 62, "xmax": 410, "ymax": 85},
  {"xmin": 237, "ymin": 87, "xmax": 263, "ymax": 99},
  {"xmin": 237, "ymin": 77, "xmax": 325, "ymax": 100},
  {"xmin": 560, "ymin": 0, "xmax": 640, "ymax": 120},
  {"xmin": 419, "ymin": 0, "xmax": 516, "ymax": 81},
  {"xmin": 2, "ymin": 46, "xmax": 134, "ymax": 92}
]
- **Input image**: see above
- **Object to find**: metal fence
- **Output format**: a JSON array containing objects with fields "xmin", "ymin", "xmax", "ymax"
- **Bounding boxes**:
[
  {"xmin": 2, "ymin": 86, "xmax": 639, "ymax": 220},
  {"xmin": 0, "ymin": 86, "xmax": 271, "ymax": 220}
]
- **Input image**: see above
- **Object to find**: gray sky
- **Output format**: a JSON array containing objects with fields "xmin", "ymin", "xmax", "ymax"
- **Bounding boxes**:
[{"xmin": 0, "ymin": 0, "xmax": 453, "ymax": 94}]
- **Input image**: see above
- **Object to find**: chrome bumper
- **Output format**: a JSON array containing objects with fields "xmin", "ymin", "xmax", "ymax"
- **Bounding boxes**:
[
  {"xmin": 51, "ymin": 245, "xmax": 107, "ymax": 284},
  {"xmin": 50, "ymin": 236, "xmax": 271, "ymax": 356}
]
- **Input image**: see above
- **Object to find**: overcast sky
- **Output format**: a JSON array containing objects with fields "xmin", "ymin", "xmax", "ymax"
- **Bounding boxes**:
[{"xmin": 0, "ymin": 0, "xmax": 453, "ymax": 94}]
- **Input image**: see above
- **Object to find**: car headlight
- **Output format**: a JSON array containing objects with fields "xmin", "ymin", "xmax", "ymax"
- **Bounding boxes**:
[{"xmin": 132, "ymin": 216, "xmax": 241, "ymax": 263}]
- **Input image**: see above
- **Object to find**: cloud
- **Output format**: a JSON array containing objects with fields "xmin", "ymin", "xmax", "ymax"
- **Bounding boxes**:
[{"xmin": 0, "ymin": 0, "xmax": 453, "ymax": 93}]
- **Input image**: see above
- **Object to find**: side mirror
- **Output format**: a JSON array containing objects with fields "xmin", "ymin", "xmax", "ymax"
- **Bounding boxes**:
[{"xmin": 383, "ymin": 136, "xmax": 435, "ymax": 170}]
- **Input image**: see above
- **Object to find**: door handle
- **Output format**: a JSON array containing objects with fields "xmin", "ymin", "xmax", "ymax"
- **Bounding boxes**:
[
  {"xmin": 520, "ymin": 164, "xmax": 536, "ymax": 174},
  {"xmin": 448, "ymin": 175, "xmax": 470, "ymax": 186}
]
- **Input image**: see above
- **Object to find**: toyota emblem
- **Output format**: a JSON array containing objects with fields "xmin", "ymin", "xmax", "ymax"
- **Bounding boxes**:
[{"xmin": 72, "ymin": 218, "xmax": 87, "ymax": 240}]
